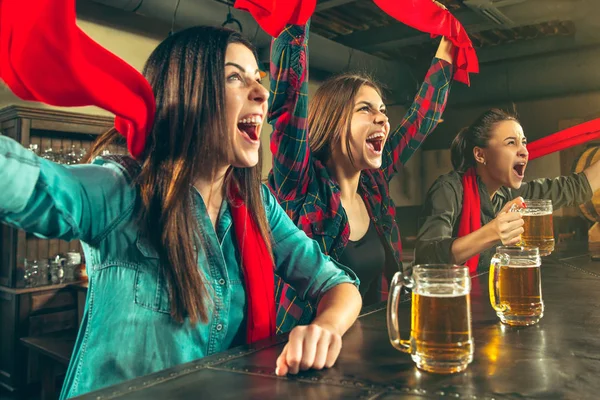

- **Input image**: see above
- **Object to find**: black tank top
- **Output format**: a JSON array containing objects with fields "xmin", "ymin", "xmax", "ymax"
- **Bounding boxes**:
[{"xmin": 338, "ymin": 220, "xmax": 386, "ymax": 306}]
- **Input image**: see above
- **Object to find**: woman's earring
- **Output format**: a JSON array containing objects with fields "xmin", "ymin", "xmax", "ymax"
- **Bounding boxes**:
[{"xmin": 483, "ymin": 160, "xmax": 487, "ymax": 165}]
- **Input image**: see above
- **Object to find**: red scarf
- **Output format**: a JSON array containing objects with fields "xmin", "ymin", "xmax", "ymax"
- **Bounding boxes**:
[
  {"xmin": 459, "ymin": 118, "xmax": 600, "ymax": 273},
  {"xmin": 229, "ymin": 183, "xmax": 276, "ymax": 343},
  {"xmin": 0, "ymin": 0, "xmax": 155, "ymax": 159},
  {"xmin": 234, "ymin": 0, "xmax": 478, "ymax": 85},
  {"xmin": 234, "ymin": 0, "xmax": 316, "ymax": 38},
  {"xmin": 373, "ymin": 0, "xmax": 478, "ymax": 85},
  {"xmin": 458, "ymin": 168, "xmax": 481, "ymax": 273}
]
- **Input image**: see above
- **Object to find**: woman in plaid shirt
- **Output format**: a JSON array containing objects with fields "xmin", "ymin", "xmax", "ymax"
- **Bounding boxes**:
[{"xmin": 268, "ymin": 19, "xmax": 454, "ymax": 333}]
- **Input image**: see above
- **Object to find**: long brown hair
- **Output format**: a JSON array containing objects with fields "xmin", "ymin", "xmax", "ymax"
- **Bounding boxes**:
[
  {"xmin": 86, "ymin": 26, "xmax": 271, "ymax": 324},
  {"xmin": 308, "ymin": 73, "xmax": 383, "ymax": 166}
]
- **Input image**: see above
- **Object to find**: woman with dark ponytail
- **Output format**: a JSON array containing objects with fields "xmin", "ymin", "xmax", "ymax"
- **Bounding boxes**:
[{"xmin": 415, "ymin": 108, "xmax": 600, "ymax": 272}]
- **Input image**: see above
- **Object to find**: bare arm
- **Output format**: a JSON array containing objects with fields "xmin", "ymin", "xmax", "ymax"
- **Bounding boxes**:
[
  {"xmin": 432, "ymin": 0, "xmax": 454, "ymax": 64},
  {"xmin": 313, "ymin": 283, "xmax": 362, "ymax": 336},
  {"xmin": 435, "ymin": 36, "xmax": 454, "ymax": 64},
  {"xmin": 450, "ymin": 223, "xmax": 500, "ymax": 265}
]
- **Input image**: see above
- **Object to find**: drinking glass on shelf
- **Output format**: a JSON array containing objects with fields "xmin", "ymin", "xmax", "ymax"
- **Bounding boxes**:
[
  {"xmin": 23, "ymin": 259, "xmax": 32, "ymax": 288},
  {"xmin": 24, "ymin": 259, "xmax": 40, "ymax": 288},
  {"xmin": 41, "ymin": 146, "xmax": 55, "ymax": 162},
  {"xmin": 28, "ymin": 143, "xmax": 40, "ymax": 155},
  {"xmin": 55, "ymin": 147, "xmax": 66, "ymax": 164},
  {"xmin": 65, "ymin": 251, "xmax": 82, "ymax": 282},
  {"xmin": 64, "ymin": 145, "xmax": 78, "ymax": 165},
  {"xmin": 50, "ymin": 257, "xmax": 65, "ymax": 284},
  {"xmin": 38, "ymin": 260, "xmax": 50, "ymax": 286},
  {"xmin": 77, "ymin": 147, "xmax": 89, "ymax": 163},
  {"xmin": 31, "ymin": 260, "xmax": 40, "ymax": 287}
]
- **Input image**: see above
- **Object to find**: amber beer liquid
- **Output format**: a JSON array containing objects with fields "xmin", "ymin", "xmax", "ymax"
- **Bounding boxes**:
[
  {"xmin": 490, "ymin": 246, "xmax": 544, "ymax": 326},
  {"xmin": 520, "ymin": 200, "xmax": 554, "ymax": 256},
  {"xmin": 411, "ymin": 289, "xmax": 473, "ymax": 373}
]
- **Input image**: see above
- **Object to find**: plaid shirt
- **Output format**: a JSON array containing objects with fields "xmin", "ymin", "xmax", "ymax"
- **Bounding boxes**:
[{"xmin": 269, "ymin": 24, "xmax": 453, "ymax": 333}]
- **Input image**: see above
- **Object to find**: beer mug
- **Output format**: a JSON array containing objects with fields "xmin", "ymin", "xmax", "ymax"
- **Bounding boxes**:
[
  {"xmin": 489, "ymin": 246, "xmax": 543, "ymax": 326},
  {"xmin": 519, "ymin": 199, "xmax": 554, "ymax": 255},
  {"xmin": 387, "ymin": 264, "xmax": 473, "ymax": 374}
]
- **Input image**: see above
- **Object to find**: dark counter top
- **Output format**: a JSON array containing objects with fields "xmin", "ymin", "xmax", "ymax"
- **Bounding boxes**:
[{"xmin": 76, "ymin": 253, "xmax": 600, "ymax": 400}]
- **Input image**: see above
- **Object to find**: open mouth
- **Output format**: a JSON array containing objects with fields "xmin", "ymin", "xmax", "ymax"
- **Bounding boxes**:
[
  {"xmin": 366, "ymin": 132, "xmax": 385, "ymax": 154},
  {"xmin": 513, "ymin": 161, "xmax": 526, "ymax": 179},
  {"xmin": 237, "ymin": 115, "xmax": 262, "ymax": 143}
]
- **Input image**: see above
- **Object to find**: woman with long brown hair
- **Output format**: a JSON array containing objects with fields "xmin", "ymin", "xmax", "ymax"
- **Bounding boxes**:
[
  {"xmin": 0, "ymin": 26, "xmax": 361, "ymax": 398},
  {"xmin": 268, "ymin": 13, "xmax": 453, "ymax": 331}
]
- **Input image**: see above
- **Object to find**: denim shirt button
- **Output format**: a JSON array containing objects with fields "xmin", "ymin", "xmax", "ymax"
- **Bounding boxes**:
[
  {"xmin": 218, "ymin": 278, "xmax": 225, "ymax": 285},
  {"xmin": 216, "ymin": 324, "xmax": 223, "ymax": 331}
]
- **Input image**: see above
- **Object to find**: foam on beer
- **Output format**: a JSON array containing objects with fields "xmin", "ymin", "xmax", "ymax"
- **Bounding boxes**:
[
  {"xmin": 414, "ymin": 285, "xmax": 470, "ymax": 297},
  {"xmin": 503, "ymin": 263, "xmax": 540, "ymax": 268},
  {"xmin": 520, "ymin": 209, "xmax": 552, "ymax": 216}
]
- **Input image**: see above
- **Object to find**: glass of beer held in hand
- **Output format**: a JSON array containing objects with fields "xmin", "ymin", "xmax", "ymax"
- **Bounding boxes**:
[
  {"xmin": 387, "ymin": 264, "xmax": 473, "ymax": 374},
  {"xmin": 519, "ymin": 200, "xmax": 554, "ymax": 256},
  {"xmin": 489, "ymin": 246, "xmax": 543, "ymax": 326}
]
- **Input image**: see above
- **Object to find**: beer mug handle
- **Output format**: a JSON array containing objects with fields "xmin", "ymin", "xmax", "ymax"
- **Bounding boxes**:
[
  {"xmin": 386, "ymin": 271, "xmax": 411, "ymax": 353},
  {"xmin": 489, "ymin": 253, "xmax": 508, "ymax": 313}
]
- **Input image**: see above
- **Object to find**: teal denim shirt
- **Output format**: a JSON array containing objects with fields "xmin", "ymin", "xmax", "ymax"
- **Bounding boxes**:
[{"xmin": 0, "ymin": 136, "xmax": 358, "ymax": 399}]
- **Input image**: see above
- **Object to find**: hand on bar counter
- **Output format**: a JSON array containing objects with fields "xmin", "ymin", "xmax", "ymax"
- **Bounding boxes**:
[
  {"xmin": 276, "ymin": 283, "xmax": 361, "ymax": 376},
  {"xmin": 275, "ymin": 323, "xmax": 341, "ymax": 375}
]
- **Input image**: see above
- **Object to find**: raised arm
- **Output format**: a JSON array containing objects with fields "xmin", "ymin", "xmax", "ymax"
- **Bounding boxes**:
[
  {"xmin": 267, "ymin": 23, "xmax": 312, "ymax": 202},
  {"xmin": 513, "ymin": 171, "xmax": 594, "ymax": 209},
  {"xmin": 382, "ymin": 38, "xmax": 453, "ymax": 181},
  {"xmin": 0, "ymin": 135, "xmax": 136, "ymax": 243}
]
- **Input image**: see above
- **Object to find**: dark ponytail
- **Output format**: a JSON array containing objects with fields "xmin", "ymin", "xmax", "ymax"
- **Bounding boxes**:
[{"xmin": 450, "ymin": 108, "xmax": 519, "ymax": 173}]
